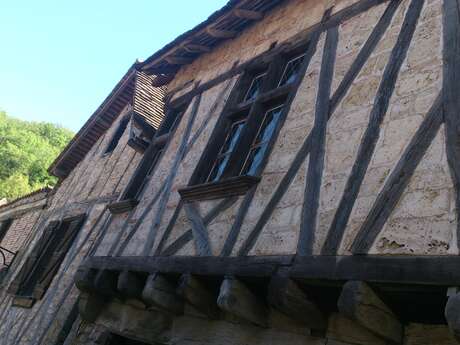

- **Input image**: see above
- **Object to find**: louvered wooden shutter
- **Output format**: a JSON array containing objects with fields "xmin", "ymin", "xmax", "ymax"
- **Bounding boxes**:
[
  {"xmin": 32, "ymin": 215, "xmax": 85, "ymax": 300},
  {"xmin": 7, "ymin": 221, "xmax": 59, "ymax": 295}
]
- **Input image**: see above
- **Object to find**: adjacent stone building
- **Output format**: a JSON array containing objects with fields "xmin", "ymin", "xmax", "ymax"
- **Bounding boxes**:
[{"xmin": 1, "ymin": 0, "xmax": 460, "ymax": 344}]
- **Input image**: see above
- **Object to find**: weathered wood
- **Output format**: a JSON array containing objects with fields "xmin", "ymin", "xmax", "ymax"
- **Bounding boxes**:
[
  {"xmin": 338, "ymin": 281, "xmax": 402, "ymax": 343},
  {"xmin": 142, "ymin": 273, "xmax": 184, "ymax": 315},
  {"xmin": 183, "ymin": 202, "xmax": 212, "ymax": 256},
  {"xmin": 117, "ymin": 270, "xmax": 144, "ymax": 299},
  {"xmin": 205, "ymin": 27, "xmax": 237, "ymax": 39},
  {"xmin": 182, "ymin": 43, "xmax": 211, "ymax": 53},
  {"xmin": 94, "ymin": 269, "xmax": 118, "ymax": 297},
  {"xmin": 445, "ymin": 292, "xmax": 460, "ymax": 341},
  {"xmin": 329, "ymin": 0, "xmax": 402, "ymax": 113},
  {"xmin": 268, "ymin": 276, "xmax": 326, "ymax": 329},
  {"xmin": 232, "ymin": 8, "xmax": 263, "ymax": 20},
  {"xmin": 82, "ymin": 255, "xmax": 460, "ymax": 286},
  {"xmin": 217, "ymin": 277, "xmax": 268, "ymax": 327},
  {"xmin": 179, "ymin": 176, "xmax": 260, "ymax": 202},
  {"xmin": 298, "ymin": 24, "xmax": 338, "ymax": 255},
  {"xmin": 443, "ymin": 0, "xmax": 460, "ymax": 250},
  {"xmin": 177, "ymin": 274, "xmax": 219, "ymax": 318},
  {"xmin": 74, "ymin": 267, "xmax": 97, "ymax": 293},
  {"xmin": 324, "ymin": 0, "xmax": 424, "ymax": 255},
  {"xmin": 142, "ymin": 93, "xmax": 202, "ymax": 256},
  {"xmin": 350, "ymin": 93, "xmax": 443, "ymax": 254},
  {"xmin": 164, "ymin": 56, "xmax": 194, "ymax": 65},
  {"xmin": 237, "ymin": 9, "xmax": 329, "ymax": 256},
  {"xmin": 160, "ymin": 197, "xmax": 237, "ymax": 256},
  {"xmin": 78, "ymin": 292, "xmax": 108, "ymax": 323}
]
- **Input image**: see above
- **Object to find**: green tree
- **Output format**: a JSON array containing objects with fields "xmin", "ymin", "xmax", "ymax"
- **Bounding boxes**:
[{"xmin": 0, "ymin": 110, "xmax": 73, "ymax": 200}]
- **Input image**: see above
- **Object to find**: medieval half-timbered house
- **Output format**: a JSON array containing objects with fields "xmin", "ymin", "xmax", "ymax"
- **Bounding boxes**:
[
  {"xmin": 0, "ymin": 66, "xmax": 165, "ymax": 344},
  {"xmin": 2, "ymin": 0, "xmax": 460, "ymax": 344}
]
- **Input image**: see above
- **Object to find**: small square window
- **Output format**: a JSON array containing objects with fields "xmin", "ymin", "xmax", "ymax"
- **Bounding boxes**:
[
  {"xmin": 244, "ymin": 72, "xmax": 267, "ymax": 102},
  {"xmin": 278, "ymin": 54, "xmax": 306, "ymax": 87}
]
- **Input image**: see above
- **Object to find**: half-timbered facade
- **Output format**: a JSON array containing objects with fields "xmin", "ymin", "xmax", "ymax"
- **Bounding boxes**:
[
  {"xmin": 0, "ymin": 66, "xmax": 165, "ymax": 344},
  {"xmin": 2, "ymin": 0, "xmax": 460, "ymax": 344}
]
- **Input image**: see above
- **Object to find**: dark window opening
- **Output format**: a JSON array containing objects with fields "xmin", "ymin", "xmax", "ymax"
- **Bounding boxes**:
[
  {"xmin": 118, "ymin": 104, "xmax": 187, "ymax": 204},
  {"xmin": 9, "ymin": 215, "xmax": 85, "ymax": 304},
  {"xmin": 0, "ymin": 219, "xmax": 13, "ymax": 244},
  {"xmin": 244, "ymin": 72, "xmax": 267, "ymax": 102},
  {"xmin": 104, "ymin": 116, "xmax": 130, "ymax": 154}
]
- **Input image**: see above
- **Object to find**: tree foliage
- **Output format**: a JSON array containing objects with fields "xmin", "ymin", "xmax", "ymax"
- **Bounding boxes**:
[{"xmin": 0, "ymin": 111, "xmax": 74, "ymax": 201}]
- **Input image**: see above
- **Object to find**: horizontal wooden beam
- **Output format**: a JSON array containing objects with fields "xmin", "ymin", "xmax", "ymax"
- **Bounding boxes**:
[
  {"xmin": 81, "ymin": 255, "xmax": 460, "ymax": 287},
  {"xmin": 232, "ymin": 8, "xmax": 263, "ymax": 20},
  {"xmin": 164, "ymin": 56, "xmax": 194, "ymax": 65},
  {"xmin": 206, "ymin": 27, "xmax": 237, "ymax": 39},
  {"xmin": 182, "ymin": 43, "xmax": 211, "ymax": 54}
]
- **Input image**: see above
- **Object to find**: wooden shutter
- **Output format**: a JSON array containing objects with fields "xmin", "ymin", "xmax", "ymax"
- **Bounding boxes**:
[
  {"xmin": 7, "ymin": 221, "xmax": 59, "ymax": 295},
  {"xmin": 33, "ymin": 215, "xmax": 85, "ymax": 300}
]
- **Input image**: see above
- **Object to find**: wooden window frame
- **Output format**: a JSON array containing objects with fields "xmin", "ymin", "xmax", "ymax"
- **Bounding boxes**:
[
  {"xmin": 9, "ymin": 215, "xmax": 85, "ymax": 308},
  {"xmin": 108, "ymin": 103, "xmax": 188, "ymax": 214},
  {"xmin": 180, "ymin": 43, "xmax": 310, "ymax": 202},
  {"xmin": 104, "ymin": 115, "xmax": 131, "ymax": 155}
]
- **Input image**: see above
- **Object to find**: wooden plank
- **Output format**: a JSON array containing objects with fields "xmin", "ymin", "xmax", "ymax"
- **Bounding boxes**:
[
  {"xmin": 82, "ymin": 255, "xmax": 460, "ymax": 286},
  {"xmin": 182, "ymin": 43, "xmax": 211, "ymax": 53},
  {"xmin": 237, "ymin": 10, "xmax": 329, "ymax": 256},
  {"xmin": 217, "ymin": 277, "xmax": 268, "ymax": 327},
  {"xmin": 184, "ymin": 202, "xmax": 212, "ymax": 256},
  {"xmin": 142, "ymin": 93, "xmax": 202, "ymax": 256},
  {"xmin": 338, "ymin": 281, "xmax": 402, "ymax": 343},
  {"xmin": 442, "ymin": 0, "xmax": 460, "ymax": 249},
  {"xmin": 268, "ymin": 276, "xmax": 326, "ymax": 329},
  {"xmin": 177, "ymin": 274, "xmax": 220, "ymax": 318},
  {"xmin": 232, "ymin": 9, "xmax": 263, "ymax": 20},
  {"xmin": 160, "ymin": 197, "xmax": 237, "ymax": 256},
  {"xmin": 349, "ymin": 93, "xmax": 443, "ymax": 254},
  {"xmin": 329, "ymin": 0, "xmax": 402, "ymax": 113},
  {"xmin": 117, "ymin": 270, "xmax": 144, "ymax": 299},
  {"xmin": 164, "ymin": 56, "xmax": 194, "ymax": 65},
  {"xmin": 142, "ymin": 273, "xmax": 184, "ymax": 315},
  {"xmin": 205, "ymin": 27, "xmax": 238, "ymax": 39},
  {"xmin": 298, "ymin": 24, "xmax": 338, "ymax": 255},
  {"xmin": 323, "ymin": 0, "xmax": 424, "ymax": 255}
]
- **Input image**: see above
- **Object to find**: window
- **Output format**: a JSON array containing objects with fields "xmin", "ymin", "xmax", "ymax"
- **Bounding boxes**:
[
  {"xmin": 182, "ymin": 46, "xmax": 309, "ymax": 201},
  {"xmin": 107, "ymin": 104, "xmax": 188, "ymax": 214},
  {"xmin": 9, "ymin": 215, "xmax": 85, "ymax": 307},
  {"xmin": 104, "ymin": 116, "xmax": 130, "ymax": 154},
  {"xmin": 278, "ymin": 53, "xmax": 306, "ymax": 87},
  {"xmin": 0, "ymin": 219, "xmax": 12, "ymax": 244}
]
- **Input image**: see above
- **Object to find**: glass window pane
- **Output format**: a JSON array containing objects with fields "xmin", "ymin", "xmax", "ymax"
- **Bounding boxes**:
[
  {"xmin": 208, "ymin": 154, "xmax": 231, "ymax": 182},
  {"xmin": 254, "ymin": 106, "xmax": 284, "ymax": 146},
  {"xmin": 221, "ymin": 120, "xmax": 246, "ymax": 155},
  {"xmin": 242, "ymin": 145, "xmax": 267, "ymax": 176},
  {"xmin": 278, "ymin": 54, "xmax": 306, "ymax": 87},
  {"xmin": 244, "ymin": 72, "xmax": 267, "ymax": 102}
]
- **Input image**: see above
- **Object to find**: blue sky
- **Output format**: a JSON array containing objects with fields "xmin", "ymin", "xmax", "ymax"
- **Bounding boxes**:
[{"xmin": 0, "ymin": 1, "xmax": 228, "ymax": 132}]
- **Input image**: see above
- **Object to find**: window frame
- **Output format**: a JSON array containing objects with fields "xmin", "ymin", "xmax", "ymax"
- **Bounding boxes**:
[
  {"xmin": 9, "ymin": 214, "xmax": 85, "ymax": 308},
  {"xmin": 181, "ymin": 42, "xmax": 310, "ymax": 201}
]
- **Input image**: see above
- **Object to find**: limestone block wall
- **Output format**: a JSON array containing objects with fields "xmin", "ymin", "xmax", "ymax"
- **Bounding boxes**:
[{"xmin": 95, "ymin": 0, "xmax": 453, "ymax": 259}]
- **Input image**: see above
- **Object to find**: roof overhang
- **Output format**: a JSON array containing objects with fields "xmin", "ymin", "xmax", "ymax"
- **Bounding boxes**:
[{"xmin": 137, "ymin": 0, "xmax": 286, "ymax": 76}]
